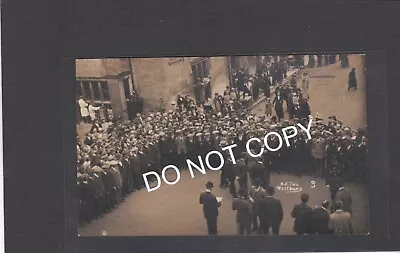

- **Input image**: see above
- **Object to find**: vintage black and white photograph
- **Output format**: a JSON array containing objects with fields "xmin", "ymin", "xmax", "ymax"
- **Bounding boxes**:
[{"xmin": 76, "ymin": 54, "xmax": 369, "ymax": 236}]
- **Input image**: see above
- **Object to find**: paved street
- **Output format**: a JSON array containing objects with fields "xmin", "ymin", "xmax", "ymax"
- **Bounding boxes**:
[
  {"xmin": 252, "ymin": 54, "xmax": 367, "ymax": 130},
  {"xmin": 79, "ymin": 169, "xmax": 369, "ymax": 236},
  {"xmin": 78, "ymin": 55, "xmax": 369, "ymax": 236}
]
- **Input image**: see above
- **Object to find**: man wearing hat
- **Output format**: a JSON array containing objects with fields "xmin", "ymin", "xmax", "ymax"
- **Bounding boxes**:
[
  {"xmin": 348, "ymin": 68, "xmax": 357, "ymax": 91},
  {"xmin": 199, "ymin": 182, "xmax": 221, "ymax": 235},
  {"xmin": 312, "ymin": 200, "xmax": 332, "ymax": 234}
]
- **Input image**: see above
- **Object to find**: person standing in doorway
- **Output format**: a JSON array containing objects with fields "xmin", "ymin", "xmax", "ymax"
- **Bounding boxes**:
[{"xmin": 199, "ymin": 182, "xmax": 221, "ymax": 235}]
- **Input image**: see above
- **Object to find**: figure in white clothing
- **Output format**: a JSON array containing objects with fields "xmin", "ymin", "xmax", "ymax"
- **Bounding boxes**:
[
  {"xmin": 78, "ymin": 97, "xmax": 90, "ymax": 123},
  {"xmin": 88, "ymin": 102, "xmax": 102, "ymax": 121}
]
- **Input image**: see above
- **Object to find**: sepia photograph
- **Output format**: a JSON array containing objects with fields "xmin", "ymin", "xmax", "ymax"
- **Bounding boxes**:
[{"xmin": 76, "ymin": 54, "xmax": 369, "ymax": 236}]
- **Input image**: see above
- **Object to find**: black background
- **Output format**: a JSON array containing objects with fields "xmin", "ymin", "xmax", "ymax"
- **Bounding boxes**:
[{"xmin": 3, "ymin": 0, "xmax": 400, "ymax": 252}]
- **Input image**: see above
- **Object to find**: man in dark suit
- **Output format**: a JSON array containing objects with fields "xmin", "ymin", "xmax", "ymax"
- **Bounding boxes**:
[
  {"xmin": 234, "ymin": 153, "xmax": 249, "ymax": 190},
  {"xmin": 258, "ymin": 186, "xmax": 283, "ymax": 235},
  {"xmin": 199, "ymin": 181, "xmax": 221, "ymax": 235},
  {"xmin": 232, "ymin": 187, "xmax": 253, "ymax": 235},
  {"xmin": 251, "ymin": 158, "xmax": 266, "ymax": 189},
  {"xmin": 312, "ymin": 200, "xmax": 332, "ymax": 234},
  {"xmin": 291, "ymin": 193, "xmax": 313, "ymax": 235},
  {"xmin": 334, "ymin": 180, "xmax": 352, "ymax": 214},
  {"xmin": 248, "ymin": 179, "xmax": 267, "ymax": 232}
]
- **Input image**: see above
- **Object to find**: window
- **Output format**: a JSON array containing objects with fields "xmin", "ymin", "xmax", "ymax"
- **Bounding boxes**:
[
  {"xmin": 92, "ymin": 82, "xmax": 101, "ymax": 100},
  {"xmin": 100, "ymin": 81, "xmax": 110, "ymax": 101},
  {"xmin": 82, "ymin": 81, "xmax": 92, "ymax": 100},
  {"xmin": 123, "ymin": 77, "xmax": 131, "ymax": 99},
  {"xmin": 76, "ymin": 81, "xmax": 82, "ymax": 98},
  {"xmin": 191, "ymin": 58, "xmax": 210, "ymax": 82},
  {"xmin": 229, "ymin": 56, "xmax": 239, "ymax": 70},
  {"xmin": 77, "ymin": 80, "xmax": 110, "ymax": 102}
]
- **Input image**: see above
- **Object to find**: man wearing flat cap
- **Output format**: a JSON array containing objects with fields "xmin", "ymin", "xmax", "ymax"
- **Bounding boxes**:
[{"xmin": 199, "ymin": 181, "xmax": 221, "ymax": 235}]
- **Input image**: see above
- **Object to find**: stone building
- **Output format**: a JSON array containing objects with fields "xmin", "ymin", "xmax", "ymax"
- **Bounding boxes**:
[{"xmin": 76, "ymin": 56, "xmax": 257, "ymax": 120}]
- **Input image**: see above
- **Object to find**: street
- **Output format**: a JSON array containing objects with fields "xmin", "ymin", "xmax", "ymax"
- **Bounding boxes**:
[
  {"xmin": 78, "ymin": 54, "xmax": 369, "ymax": 236},
  {"xmin": 252, "ymin": 54, "xmax": 367, "ymax": 130},
  {"xmin": 79, "ymin": 169, "xmax": 369, "ymax": 236}
]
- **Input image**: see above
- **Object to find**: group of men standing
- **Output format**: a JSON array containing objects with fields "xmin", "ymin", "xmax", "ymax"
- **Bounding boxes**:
[
  {"xmin": 200, "ymin": 174, "xmax": 354, "ymax": 236},
  {"xmin": 231, "ymin": 57, "xmax": 291, "ymax": 101}
]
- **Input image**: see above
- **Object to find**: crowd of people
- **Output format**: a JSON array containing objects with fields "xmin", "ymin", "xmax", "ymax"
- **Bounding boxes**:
[
  {"xmin": 231, "ymin": 58, "xmax": 289, "ymax": 101},
  {"xmin": 202, "ymin": 179, "xmax": 354, "ymax": 235},
  {"xmin": 77, "ymin": 53, "xmax": 366, "ymax": 234},
  {"xmin": 77, "ymin": 92, "xmax": 367, "ymax": 228}
]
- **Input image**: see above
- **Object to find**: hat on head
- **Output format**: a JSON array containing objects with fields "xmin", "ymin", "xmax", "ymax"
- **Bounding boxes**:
[
  {"xmin": 220, "ymin": 140, "xmax": 228, "ymax": 146},
  {"xmin": 109, "ymin": 161, "xmax": 119, "ymax": 166}
]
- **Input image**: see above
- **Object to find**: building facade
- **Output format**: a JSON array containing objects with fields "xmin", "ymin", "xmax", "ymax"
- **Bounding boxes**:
[{"xmin": 76, "ymin": 56, "xmax": 245, "ymax": 120}]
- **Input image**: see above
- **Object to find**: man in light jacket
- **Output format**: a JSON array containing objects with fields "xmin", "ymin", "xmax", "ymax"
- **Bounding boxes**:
[
  {"xmin": 329, "ymin": 201, "xmax": 353, "ymax": 234},
  {"xmin": 88, "ymin": 102, "xmax": 101, "ymax": 122}
]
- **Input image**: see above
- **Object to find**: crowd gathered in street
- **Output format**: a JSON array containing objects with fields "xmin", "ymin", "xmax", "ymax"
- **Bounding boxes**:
[{"xmin": 77, "ymin": 54, "xmax": 366, "ymax": 235}]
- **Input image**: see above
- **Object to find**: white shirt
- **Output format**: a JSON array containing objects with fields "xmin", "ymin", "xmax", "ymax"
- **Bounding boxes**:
[
  {"xmin": 88, "ymin": 104, "xmax": 101, "ymax": 118},
  {"xmin": 78, "ymin": 98, "xmax": 89, "ymax": 117}
]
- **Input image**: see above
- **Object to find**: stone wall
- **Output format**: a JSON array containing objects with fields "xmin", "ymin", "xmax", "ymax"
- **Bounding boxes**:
[
  {"xmin": 209, "ymin": 57, "xmax": 229, "ymax": 96},
  {"xmin": 76, "ymin": 58, "xmax": 130, "ymax": 78},
  {"xmin": 76, "ymin": 59, "xmax": 106, "ymax": 78},
  {"xmin": 163, "ymin": 58, "xmax": 194, "ymax": 108},
  {"xmin": 131, "ymin": 58, "xmax": 167, "ymax": 112},
  {"xmin": 237, "ymin": 56, "xmax": 257, "ymax": 75},
  {"xmin": 103, "ymin": 59, "xmax": 130, "ymax": 76}
]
